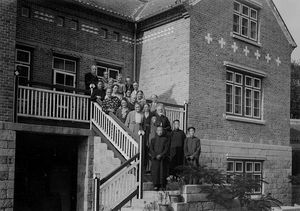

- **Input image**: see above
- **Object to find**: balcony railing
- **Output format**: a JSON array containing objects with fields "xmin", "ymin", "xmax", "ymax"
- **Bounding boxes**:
[{"xmin": 17, "ymin": 85, "xmax": 90, "ymax": 123}]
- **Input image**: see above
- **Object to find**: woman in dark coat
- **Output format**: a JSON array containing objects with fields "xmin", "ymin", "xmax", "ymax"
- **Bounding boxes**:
[
  {"xmin": 150, "ymin": 126, "xmax": 170, "ymax": 190},
  {"xmin": 116, "ymin": 98, "xmax": 131, "ymax": 123},
  {"xmin": 90, "ymin": 81, "xmax": 106, "ymax": 104}
]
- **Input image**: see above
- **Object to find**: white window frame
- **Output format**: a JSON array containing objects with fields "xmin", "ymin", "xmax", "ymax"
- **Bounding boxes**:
[
  {"xmin": 227, "ymin": 161, "xmax": 234, "ymax": 173},
  {"xmin": 70, "ymin": 20, "xmax": 78, "ymax": 30},
  {"xmin": 96, "ymin": 65, "xmax": 120, "ymax": 81},
  {"xmin": 52, "ymin": 56, "xmax": 76, "ymax": 89},
  {"xmin": 245, "ymin": 162, "xmax": 253, "ymax": 173},
  {"xmin": 233, "ymin": 1, "xmax": 258, "ymax": 41},
  {"xmin": 234, "ymin": 85, "xmax": 243, "ymax": 116},
  {"xmin": 235, "ymin": 161, "xmax": 244, "ymax": 173},
  {"xmin": 16, "ymin": 48, "xmax": 31, "ymax": 86},
  {"xmin": 21, "ymin": 7, "xmax": 30, "ymax": 17},
  {"xmin": 16, "ymin": 49, "xmax": 31, "ymax": 64}
]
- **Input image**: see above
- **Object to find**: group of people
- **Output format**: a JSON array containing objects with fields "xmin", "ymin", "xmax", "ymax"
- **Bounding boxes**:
[{"xmin": 85, "ymin": 65, "xmax": 201, "ymax": 191}]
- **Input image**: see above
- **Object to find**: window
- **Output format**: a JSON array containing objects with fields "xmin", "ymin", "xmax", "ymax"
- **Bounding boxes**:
[
  {"xmin": 53, "ymin": 56, "xmax": 76, "ymax": 91},
  {"xmin": 70, "ymin": 20, "xmax": 78, "ymax": 30},
  {"xmin": 21, "ymin": 7, "xmax": 30, "ymax": 17},
  {"xmin": 226, "ymin": 71, "xmax": 262, "ymax": 119},
  {"xmin": 57, "ymin": 16, "xmax": 64, "ymax": 27},
  {"xmin": 15, "ymin": 48, "xmax": 31, "ymax": 85},
  {"xmin": 100, "ymin": 28, "xmax": 108, "ymax": 38},
  {"xmin": 112, "ymin": 32, "xmax": 120, "ymax": 42},
  {"xmin": 233, "ymin": 1, "xmax": 258, "ymax": 41},
  {"xmin": 227, "ymin": 160, "xmax": 263, "ymax": 194},
  {"xmin": 96, "ymin": 64, "xmax": 120, "ymax": 81}
]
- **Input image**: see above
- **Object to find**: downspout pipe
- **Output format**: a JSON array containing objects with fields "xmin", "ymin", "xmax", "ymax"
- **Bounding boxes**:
[{"xmin": 133, "ymin": 22, "xmax": 137, "ymax": 82}]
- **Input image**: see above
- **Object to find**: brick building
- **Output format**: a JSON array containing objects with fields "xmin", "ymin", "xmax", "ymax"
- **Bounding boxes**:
[{"xmin": 0, "ymin": 0, "xmax": 297, "ymax": 210}]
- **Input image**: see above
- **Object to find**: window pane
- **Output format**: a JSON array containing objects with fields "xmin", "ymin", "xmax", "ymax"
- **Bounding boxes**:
[
  {"xmin": 254, "ymin": 78, "xmax": 261, "ymax": 89},
  {"xmin": 253, "ymin": 174, "xmax": 262, "ymax": 193},
  {"xmin": 100, "ymin": 28, "xmax": 108, "ymax": 38},
  {"xmin": 245, "ymin": 76, "xmax": 252, "ymax": 86},
  {"xmin": 253, "ymin": 91, "xmax": 260, "ymax": 117},
  {"xmin": 56, "ymin": 72, "xmax": 65, "ymax": 85},
  {"xmin": 57, "ymin": 16, "xmax": 64, "ymax": 26},
  {"xmin": 65, "ymin": 75, "xmax": 74, "ymax": 87},
  {"xmin": 113, "ymin": 32, "xmax": 120, "ymax": 41},
  {"xmin": 16, "ymin": 50, "xmax": 30, "ymax": 63},
  {"xmin": 246, "ymin": 162, "xmax": 253, "ymax": 172},
  {"xmin": 109, "ymin": 69, "xmax": 119, "ymax": 80},
  {"xmin": 226, "ymin": 84, "xmax": 233, "ymax": 113},
  {"xmin": 65, "ymin": 60, "xmax": 76, "ymax": 72},
  {"xmin": 241, "ymin": 18, "xmax": 249, "ymax": 36},
  {"xmin": 235, "ymin": 74, "xmax": 242, "ymax": 84},
  {"xmin": 17, "ymin": 65, "xmax": 29, "ymax": 77},
  {"xmin": 53, "ymin": 58, "xmax": 64, "ymax": 70},
  {"xmin": 97, "ymin": 66, "xmax": 107, "ymax": 77},
  {"xmin": 234, "ymin": 2, "xmax": 240, "ymax": 12},
  {"xmin": 233, "ymin": 14, "xmax": 240, "ymax": 33},
  {"xmin": 250, "ymin": 21, "xmax": 257, "ymax": 40},
  {"xmin": 245, "ymin": 89, "xmax": 252, "ymax": 116},
  {"xmin": 21, "ymin": 7, "xmax": 30, "ymax": 17},
  {"xmin": 227, "ymin": 162, "xmax": 234, "ymax": 172},
  {"xmin": 254, "ymin": 162, "xmax": 261, "ymax": 172},
  {"xmin": 242, "ymin": 5, "xmax": 249, "ymax": 16},
  {"xmin": 226, "ymin": 72, "xmax": 234, "ymax": 82},
  {"xmin": 19, "ymin": 77, "xmax": 28, "ymax": 86},
  {"xmin": 235, "ymin": 162, "xmax": 243, "ymax": 172},
  {"xmin": 251, "ymin": 9, "xmax": 257, "ymax": 19},
  {"xmin": 234, "ymin": 86, "xmax": 242, "ymax": 114}
]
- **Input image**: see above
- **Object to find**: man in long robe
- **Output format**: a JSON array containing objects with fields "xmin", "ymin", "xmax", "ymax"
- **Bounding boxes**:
[
  {"xmin": 170, "ymin": 120, "xmax": 186, "ymax": 175},
  {"xmin": 154, "ymin": 104, "xmax": 171, "ymax": 136},
  {"xmin": 84, "ymin": 65, "xmax": 98, "ymax": 92},
  {"xmin": 150, "ymin": 126, "xmax": 170, "ymax": 191}
]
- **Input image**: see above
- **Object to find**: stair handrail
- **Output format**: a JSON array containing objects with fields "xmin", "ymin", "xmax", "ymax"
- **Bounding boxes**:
[
  {"xmin": 99, "ymin": 153, "xmax": 139, "ymax": 185},
  {"xmin": 90, "ymin": 102, "xmax": 139, "ymax": 160}
]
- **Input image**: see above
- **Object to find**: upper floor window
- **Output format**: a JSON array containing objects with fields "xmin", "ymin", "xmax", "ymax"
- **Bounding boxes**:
[
  {"xmin": 112, "ymin": 32, "xmax": 120, "ymax": 42},
  {"xmin": 53, "ymin": 56, "xmax": 76, "ymax": 91},
  {"xmin": 233, "ymin": 1, "xmax": 258, "ymax": 41},
  {"xmin": 96, "ymin": 64, "xmax": 120, "ymax": 81},
  {"xmin": 227, "ymin": 160, "xmax": 263, "ymax": 194},
  {"xmin": 21, "ymin": 7, "xmax": 30, "ymax": 17},
  {"xmin": 57, "ymin": 16, "xmax": 65, "ymax": 27},
  {"xmin": 100, "ymin": 28, "xmax": 108, "ymax": 38},
  {"xmin": 226, "ymin": 71, "xmax": 262, "ymax": 119},
  {"xmin": 15, "ymin": 48, "xmax": 31, "ymax": 86},
  {"xmin": 70, "ymin": 20, "xmax": 78, "ymax": 30}
]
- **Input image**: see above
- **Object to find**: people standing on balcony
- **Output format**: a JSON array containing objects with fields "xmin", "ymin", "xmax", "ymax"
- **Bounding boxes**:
[
  {"xmin": 155, "ymin": 104, "xmax": 171, "ymax": 136},
  {"xmin": 114, "ymin": 74, "xmax": 126, "ymax": 95},
  {"xmin": 85, "ymin": 65, "xmax": 98, "ymax": 92},
  {"xmin": 125, "ymin": 76, "xmax": 134, "ymax": 93},
  {"xmin": 90, "ymin": 80, "xmax": 106, "ymax": 105},
  {"xmin": 136, "ymin": 90, "xmax": 146, "ymax": 109},
  {"xmin": 116, "ymin": 98, "xmax": 131, "ymax": 123},
  {"xmin": 150, "ymin": 126, "xmax": 170, "ymax": 191},
  {"xmin": 150, "ymin": 95, "xmax": 159, "ymax": 112},
  {"xmin": 125, "ymin": 103, "xmax": 144, "ymax": 137},
  {"xmin": 105, "ymin": 78, "xmax": 114, "ymax": 90},
  {"xmin": 102, "ymin": 88, "xmax": 121, "ymax": 114},
  {"xmin": 142, "ymin": 103, "xmax": 154, "ymax": 172},
  {"xmin": 184, "ymin": 127, "xmax": 201, "ymax": 172},
  {"xmin": 112, "ymin": 84, "xmax": 123, "ymax": 100},
  {"xmin": 169, "ymin": 120, "xmax": 186, "ymax": 175},
  {"xmin": 130, "ymin": 82, "xmax": 139, "ymax": 102}
]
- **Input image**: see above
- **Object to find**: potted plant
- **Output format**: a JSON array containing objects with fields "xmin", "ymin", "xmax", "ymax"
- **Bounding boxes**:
[
  {"xmin": 166, "ymin": 175, "xmax": 184, "ymax": 203},
  {"xmin": 157, "ymin": 191, "xmax": 170, "ymax": 211}
]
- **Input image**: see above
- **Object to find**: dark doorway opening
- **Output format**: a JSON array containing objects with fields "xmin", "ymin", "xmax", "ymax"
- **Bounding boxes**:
[{"xmin": 14, "ymin": 133, "xmax": 79, "ymax": 211}]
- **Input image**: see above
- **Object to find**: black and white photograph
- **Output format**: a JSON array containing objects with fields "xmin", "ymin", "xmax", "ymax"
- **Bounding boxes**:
[{"xmin": 1, "ymin": 0, "xmax": 300, "ymax": 210}]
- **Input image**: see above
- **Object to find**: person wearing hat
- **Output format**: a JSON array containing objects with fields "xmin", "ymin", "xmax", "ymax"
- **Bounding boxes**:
[{"xmin": 184, "ymin": 126, "xmax": 201, "ymax": 167}]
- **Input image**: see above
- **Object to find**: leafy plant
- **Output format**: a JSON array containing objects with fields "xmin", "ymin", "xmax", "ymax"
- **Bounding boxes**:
[{"xmin": 158, "ymin": 191, "xmax": 169, "ymax": 205}]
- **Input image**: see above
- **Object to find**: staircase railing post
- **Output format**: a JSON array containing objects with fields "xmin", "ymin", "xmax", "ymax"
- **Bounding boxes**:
[
  {"xmin": 138, "ymin": 130, "xmax": 145, "ymax": 199},
  {"xmin": 94, "ymin": 175, "xmax": 100, "ymax": 211}
]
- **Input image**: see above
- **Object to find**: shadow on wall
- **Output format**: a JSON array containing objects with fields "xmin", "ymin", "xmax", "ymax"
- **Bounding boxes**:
[{"xmin": 156, "ymin": 84, "xmax": 181, "ymax": 105}]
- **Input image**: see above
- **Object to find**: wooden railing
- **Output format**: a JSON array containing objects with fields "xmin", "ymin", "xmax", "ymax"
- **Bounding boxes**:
[
  {"xmin": 165, "ymin": 105, "xmax": 187, "ymax": 131},
  {"xmin": 17, "ymin": 85, "xmax": 90, "ymax": 122},
  {"xmin": 90, "ymin": 102, "xmax": 139, "ymax": 160}
]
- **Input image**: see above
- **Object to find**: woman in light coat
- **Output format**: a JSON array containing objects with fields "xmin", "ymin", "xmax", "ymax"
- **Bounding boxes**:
[{"xmin": 125, "ymin": 103, "xmax": 144, "ymax": 136}]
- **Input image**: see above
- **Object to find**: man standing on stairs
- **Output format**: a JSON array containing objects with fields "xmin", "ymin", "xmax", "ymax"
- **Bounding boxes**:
[
  {"xmin": 169, "ymin": 120, "xmax": 186, "ymax": 175},
  {"xmin": 150, "ymin": 126, "xmax": 170, "ymax": 191}
]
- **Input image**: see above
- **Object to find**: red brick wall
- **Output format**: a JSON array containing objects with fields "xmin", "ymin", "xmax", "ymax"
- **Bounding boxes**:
[
  {"xmin": 189, "ymin": 0, "xmax": 293, "ymax": 145},
  {"xmin": 16, "ymin": 0, "xmax": 135, "ymax": 89},
  {"xmin": 137, "ymin": 18, "xmax": 190, "ymax": 104},
  {"xmin": 0, "ymin": 0, "xmax": 17, "ymax": 122}
]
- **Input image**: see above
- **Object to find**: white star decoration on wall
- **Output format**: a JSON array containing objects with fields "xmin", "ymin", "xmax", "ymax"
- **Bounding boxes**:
[{"xmin": 204, "ymin": 33, "xmax": 281, "ymax": 66}]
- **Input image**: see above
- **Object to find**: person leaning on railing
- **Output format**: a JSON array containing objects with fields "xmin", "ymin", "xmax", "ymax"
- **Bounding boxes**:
[{"xmin": 101, "ymin": 88, "xmax": 121, "ymax": 114}]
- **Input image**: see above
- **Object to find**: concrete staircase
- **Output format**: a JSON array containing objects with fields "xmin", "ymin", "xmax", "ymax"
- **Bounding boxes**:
[{"xmin": 93, "ymin": 136, "xmax": 121, "ymax": 178}]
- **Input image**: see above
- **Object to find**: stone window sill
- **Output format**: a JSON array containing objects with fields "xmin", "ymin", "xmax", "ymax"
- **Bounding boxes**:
[
  {"xmin": 225, "ymin": 115, "xmax": 266, "ymax": 125},
  {"xmin": 231, "ymin": 33, "xmax": 262, "ymax": 48}
]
